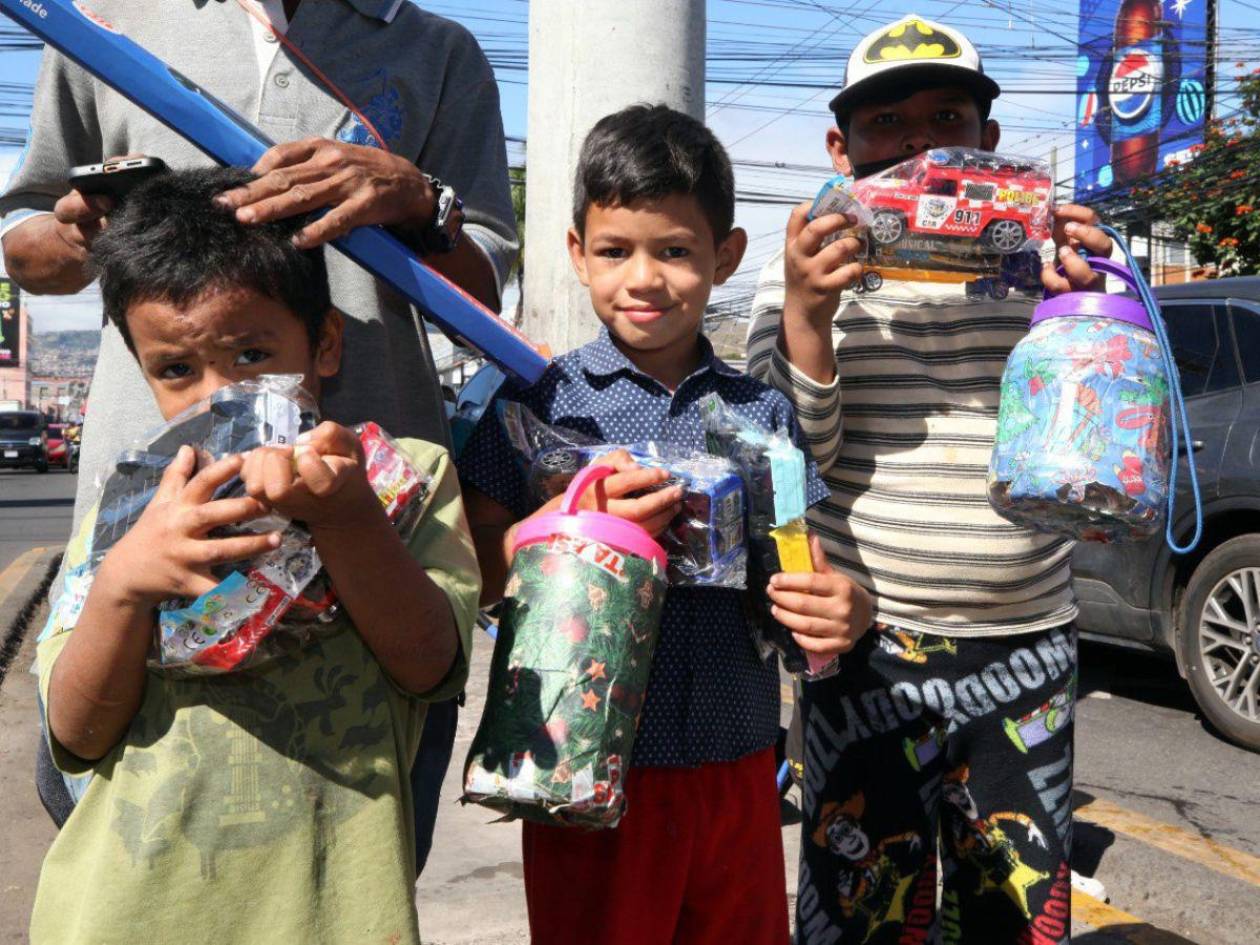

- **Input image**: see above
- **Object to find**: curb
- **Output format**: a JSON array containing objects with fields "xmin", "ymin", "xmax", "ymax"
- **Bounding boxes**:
[{"xmin": 0, "ymin": 548, "xmax": 63, "ymax": 692}]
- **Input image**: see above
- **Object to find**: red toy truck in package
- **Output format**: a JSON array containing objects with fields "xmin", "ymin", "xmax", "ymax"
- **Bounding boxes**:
[{"xmin": 852, "ymin": 148, "xmax": 1053, "ymax": 255}]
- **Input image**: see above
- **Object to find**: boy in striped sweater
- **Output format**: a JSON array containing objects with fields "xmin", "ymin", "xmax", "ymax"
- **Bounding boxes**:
[{"xmin": 747, "ymin": 15, "xmax": 1116, "ymax": 945}]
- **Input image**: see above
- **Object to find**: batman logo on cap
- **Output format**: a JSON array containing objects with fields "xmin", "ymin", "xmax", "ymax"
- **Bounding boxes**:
[{"xmin": 864, "ymin": 19, "xmax": 961, "ymax": 64}]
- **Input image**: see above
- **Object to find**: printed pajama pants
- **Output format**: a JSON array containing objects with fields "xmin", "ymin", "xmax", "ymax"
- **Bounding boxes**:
[{"xmin": 795, "ymin": 623, "xmax": 1077, "ymax": 945}]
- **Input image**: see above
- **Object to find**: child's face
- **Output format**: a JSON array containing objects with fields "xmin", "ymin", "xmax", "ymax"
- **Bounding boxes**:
[
  {"xmin": 125, "ymin": 285, "xmax": 343, "ymax": 420},
  {"xmin": 567, "ymin": 193, "xmax": 745, "ymax": 378},
  {"xmin": 827, "ymin": 86, "xmax": 1000, "ymax": 177}
]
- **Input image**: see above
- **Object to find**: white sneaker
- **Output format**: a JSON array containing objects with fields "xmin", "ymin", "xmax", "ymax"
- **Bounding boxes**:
[{"xmin": 1071, "ymin": 870, "xmax": 1109, "ymax": 902}]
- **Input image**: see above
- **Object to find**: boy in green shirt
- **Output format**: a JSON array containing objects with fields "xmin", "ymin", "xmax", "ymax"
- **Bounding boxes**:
[{"xmin": 32, "ymin": 168, "xmax": 480, "ymax": 945}]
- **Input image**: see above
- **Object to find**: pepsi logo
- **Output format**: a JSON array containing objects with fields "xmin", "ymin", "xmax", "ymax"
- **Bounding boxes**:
[{"xmin": 1108, "ymin": 46, "xmax": 1162, "ymax": 122}]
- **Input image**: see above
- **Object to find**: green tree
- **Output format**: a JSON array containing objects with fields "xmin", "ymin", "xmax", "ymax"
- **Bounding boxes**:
[{"xmin": 1123, "ymin": 66, "xmax": 1260, "ymax": 276}]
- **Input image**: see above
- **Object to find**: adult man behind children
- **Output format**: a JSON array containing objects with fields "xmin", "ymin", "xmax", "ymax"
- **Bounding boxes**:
[{"xmin": 0, "ymin": 0, "xmax": 517, "ymax": 871}]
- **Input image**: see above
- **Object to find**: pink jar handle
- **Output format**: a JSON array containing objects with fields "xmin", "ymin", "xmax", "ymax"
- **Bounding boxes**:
[{"xmin": 560, "ymin": 463, "xmax": 616, "ymax": 515}]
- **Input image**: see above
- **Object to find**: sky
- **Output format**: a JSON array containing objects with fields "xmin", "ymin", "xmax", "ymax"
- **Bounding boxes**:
[{"xmin": 0, "ymin": 0, "xmax": 1256, "ymax": 332}]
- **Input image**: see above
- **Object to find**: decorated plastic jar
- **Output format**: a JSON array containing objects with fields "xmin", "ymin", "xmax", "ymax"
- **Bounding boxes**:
[
  {"xmin": 988, "ymin": 260, "xmax": 1171, "ymax": 542},
  {"xmin": 463, "ymin": 465, "xmax": 668, "ymax": 828}
]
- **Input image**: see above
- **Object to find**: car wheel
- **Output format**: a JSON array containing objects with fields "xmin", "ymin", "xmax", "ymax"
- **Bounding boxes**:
[
  {"xmin": 988, "ymin": 281, "xmax": 1011, "ymax": 300},
  {"xmin": 862, "ymin": 270, "xmax": 884, "ymax": 292},
  {"xmin": 981, "ymin": 219, "xmax": 1027, "ymax": 254},
  {"xmin": 1177, "ymin": 535, "xmax": 1260, "ymax": 752},
  {"xmin": 870, "ymin": 210, "xmax": 904, "ymax": 246}
]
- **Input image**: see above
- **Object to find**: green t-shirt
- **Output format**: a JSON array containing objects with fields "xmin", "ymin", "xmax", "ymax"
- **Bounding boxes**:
[{"xmin": 33, "ymin": 439, "xmax": 480, "ymax": 945}]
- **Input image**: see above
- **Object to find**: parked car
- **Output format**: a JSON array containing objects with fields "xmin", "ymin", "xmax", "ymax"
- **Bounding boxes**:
[
  {"xmin": 45, "ymin": 422, "xmax": 75, "ymax": 470},
  {"xmin": 1072, "ymin": 277, "xmax": 1260, "ymax": 752},
  {"xmin": 0, "ymin": 409, "xmax": 49, "ymax": 473}
]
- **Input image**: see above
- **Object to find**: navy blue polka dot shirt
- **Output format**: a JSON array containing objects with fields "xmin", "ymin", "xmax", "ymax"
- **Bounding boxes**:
[{"xmin": 459, "ymin": 328, "xmax": 828, "ymax": 768}]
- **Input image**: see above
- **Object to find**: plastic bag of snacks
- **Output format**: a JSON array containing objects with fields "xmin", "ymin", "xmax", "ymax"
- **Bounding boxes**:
[
  {"xmin": 498, "ymin": 402, "xmax": 747, "ymax": 588},
  {"xmin": 809, "ymin": 147, "xmax": 1053, "ymax": 299},
  {"xmin": 46, "ymin": 376, "xmax": 433, "ymax": 674},
  {"xmin": 700, "ymin": 394, "xmax": 838, "ymax": 680},
  {"xmin": 463, "ymin": 465, "xmax": 669, "ymax": 828}
]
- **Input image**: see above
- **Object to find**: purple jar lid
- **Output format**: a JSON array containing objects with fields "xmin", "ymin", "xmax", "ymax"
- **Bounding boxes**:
[
  {"xmin": 1031, "ymin": 256, "xmax": 1155, "ymax": 332},
  {"xmin": 1031, "ymin": 291, "xmax": 1153, "ymax": 331}
]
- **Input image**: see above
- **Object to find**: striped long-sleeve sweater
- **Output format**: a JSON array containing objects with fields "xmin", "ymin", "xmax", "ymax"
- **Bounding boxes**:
[{"xmin": 747, "ymin": 250, "xmax": 1076, "ymax": 637}]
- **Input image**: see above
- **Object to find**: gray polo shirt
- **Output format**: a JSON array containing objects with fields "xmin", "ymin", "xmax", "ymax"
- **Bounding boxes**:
[{"xmin": 0, "ymin": 0, "xmax": 517, "ymax": 537}]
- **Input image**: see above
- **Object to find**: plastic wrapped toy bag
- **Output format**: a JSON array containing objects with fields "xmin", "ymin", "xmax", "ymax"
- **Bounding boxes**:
[
  {"xmin": 464, "ymin": 466, "xmax": 668, "ymax": 828},
  {"xmin": 47, "ymin": 376, "xmax": 433, "ymax": 674},
  {"xmin": 809, "ymin": 148, "xmax": 1053, "ymax": 299},
  {"xmin": 498, "ymin": 402, "xmax": 746, "ymax": 588},
  {"xmin": 699, "ymin": 395, "xmax": 838, "ymax": 680}
]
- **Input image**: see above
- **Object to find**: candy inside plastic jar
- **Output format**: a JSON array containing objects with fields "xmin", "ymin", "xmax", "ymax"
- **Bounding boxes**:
[{"xmin": 988, "ymin": 315, "xmax": 1171, "ymax": 543}]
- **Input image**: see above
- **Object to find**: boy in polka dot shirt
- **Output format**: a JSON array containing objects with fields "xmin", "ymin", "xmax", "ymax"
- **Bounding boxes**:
[{"xmin": 459, "ymin": 104, "xmax": 872, "ymax": 945}]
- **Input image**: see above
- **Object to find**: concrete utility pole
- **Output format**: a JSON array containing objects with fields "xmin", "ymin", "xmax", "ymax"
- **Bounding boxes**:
[{"xmin": 522, "ymin": 0, "xmax": 706, "ymax": 355}]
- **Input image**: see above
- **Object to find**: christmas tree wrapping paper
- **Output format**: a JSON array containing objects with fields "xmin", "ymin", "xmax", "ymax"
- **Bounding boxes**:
[{"xmin": 463, "ymin": 534, "xmax": 667, "ymax": 828}]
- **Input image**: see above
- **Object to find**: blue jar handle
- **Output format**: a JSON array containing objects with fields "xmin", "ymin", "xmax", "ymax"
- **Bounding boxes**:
[{"xmin": 1094, "ymin": 227, "xmax": 1203, "ymax": 554}]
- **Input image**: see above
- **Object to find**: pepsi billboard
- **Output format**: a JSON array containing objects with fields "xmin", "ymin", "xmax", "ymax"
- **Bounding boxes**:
[{"xmin": 1075, "ymin": 0, "xmax": 1208, "ymax": 202}]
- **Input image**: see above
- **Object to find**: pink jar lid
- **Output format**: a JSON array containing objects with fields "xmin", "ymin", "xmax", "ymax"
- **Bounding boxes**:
[{"xmin": 512, "ymin": 464, "xmax": 669, "ymax": 571}]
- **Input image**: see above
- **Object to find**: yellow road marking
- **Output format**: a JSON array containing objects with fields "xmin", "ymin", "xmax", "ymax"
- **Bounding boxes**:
[
  {"xmin": 0, "ymin": 547, "xmax": 49, "ymax": 611},
  {"xmin": 1071, "ymin": 890, "xmax": 1202, "ymax": 945},
  {"xmin": 1076, "ymin": 796, "xmax": 1260, "ymax": 889}
]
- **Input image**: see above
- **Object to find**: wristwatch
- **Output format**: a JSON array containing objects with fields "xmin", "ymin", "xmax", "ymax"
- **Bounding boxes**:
[{"xmin": 410, "ymin": 173, "xmax": 465, "ymax": 255}]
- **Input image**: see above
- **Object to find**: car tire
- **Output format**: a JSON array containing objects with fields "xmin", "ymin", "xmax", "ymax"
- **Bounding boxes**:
[
  {"xmin": 35, "ymin": 460, "xmax": 49, "ymax": 474},
  {"xmin": 862, "ymin": 270, "xmax": 884, "ymax": 292},
  {"xmin": 870, "ymin": 210, "xmax": 904, "ymax": 246},
  {"xmin": 981, "ymin": 219, "xmax": 1027, "ymax": 255},
  {"xmin": 1177, "ymin": 534, "xmax": 1260, "ymax": 753}
]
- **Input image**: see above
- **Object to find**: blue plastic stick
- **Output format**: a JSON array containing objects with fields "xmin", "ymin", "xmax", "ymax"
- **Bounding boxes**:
[{"xmin": 0, "ymin": 0, "xmax": 547, "ymax": 384}]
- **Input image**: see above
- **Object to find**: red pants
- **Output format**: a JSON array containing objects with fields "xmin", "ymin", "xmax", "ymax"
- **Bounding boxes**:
[{"xmin": 522, "ymin": 747, "xmax": 789, "ymax": 945}]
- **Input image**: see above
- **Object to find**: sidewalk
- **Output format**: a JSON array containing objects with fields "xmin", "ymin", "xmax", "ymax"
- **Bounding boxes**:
[{"xmin": 0, "ymin": 548, "xmax": 61, "ymax": 944}]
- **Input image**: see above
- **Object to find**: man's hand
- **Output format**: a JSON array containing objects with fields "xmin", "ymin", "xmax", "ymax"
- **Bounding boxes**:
[
  {"xmin": 239, "ymin": 421, "xmax": 378, "ymax": 530},
  {"xmin": 766, "ymin": 534, "xmax": 872, "ymax": 660},
  {"xmin": 215, "ymin": 137, "xmax": 438, "ymax": 249},
  {"xmin": 538, "ymin": 449, "xmax": 683, "ymax": 538},
  {"xmin": 51, "ymin": 189, "xmax": 112, "ymax": 259},
  {"xmin": 101, "ymin": 447, "xmax": 278, "ymax": 606},
  {"xmin": 784, "ymin": 202, "xmax": 865, "ymax": 328},
  {"xmin": 1042, "ymin": 204, "xmax": 1115, "ymax": 295}
]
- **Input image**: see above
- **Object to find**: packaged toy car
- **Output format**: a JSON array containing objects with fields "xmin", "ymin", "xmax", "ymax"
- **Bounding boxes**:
[
  {"xmin": 809, "ymin": 147, "xmax": 1054, "ymax": 299},
  {"xmin": 44, "ymin": 376, "xmax": 434, "ymax": 675},
  {"xmin": 498, "ymin": 402, "xmax": 747, "ymax": 588}
]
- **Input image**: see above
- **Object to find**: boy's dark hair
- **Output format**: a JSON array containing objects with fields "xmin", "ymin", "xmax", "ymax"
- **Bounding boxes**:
[
  {"xmin": 573, "ymin": 104, "xmax": 735, "ymax": 242},
  {"xmin": 832, "ymin": 86, "xmax": 993, "ymax": 136},
  {"xmin": 93, "ymin": 166, "xmax": 332, "ymax": 352}
]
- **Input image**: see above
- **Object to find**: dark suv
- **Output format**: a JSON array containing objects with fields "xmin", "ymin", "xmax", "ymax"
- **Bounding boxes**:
[
  {"xmin": 1072, "ymin": 277, "xmax": 1260, "ymax": 752},
  {"xmin": 0, "ymin": 409, "xmax": 49, "ymax": 473}
]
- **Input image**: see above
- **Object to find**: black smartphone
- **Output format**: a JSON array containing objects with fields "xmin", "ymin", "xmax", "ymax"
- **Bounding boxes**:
[{"xmin": 68, "ymin": 156, "xmax": 168, "ymax": 201}]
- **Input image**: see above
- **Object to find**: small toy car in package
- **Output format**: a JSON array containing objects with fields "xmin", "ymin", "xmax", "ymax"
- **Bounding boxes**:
[{"xmin": 809, "ymin": 147, "xmax": 1053, "ymax": 298}]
